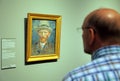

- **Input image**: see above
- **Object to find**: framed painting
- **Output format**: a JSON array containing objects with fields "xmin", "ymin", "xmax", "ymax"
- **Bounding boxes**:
[{"xmin": 26, "ymin": 13, "xmax": 61, "ymax": 63}]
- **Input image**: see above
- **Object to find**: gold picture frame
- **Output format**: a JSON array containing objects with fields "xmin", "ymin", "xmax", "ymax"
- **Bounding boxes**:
[{"xmin": 26, "ymin": 13, "xmax": 61, "ymax": 63}]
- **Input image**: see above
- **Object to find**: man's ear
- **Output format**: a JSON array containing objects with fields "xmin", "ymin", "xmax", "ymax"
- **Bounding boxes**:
[{"xmin": 88, "ymin": 28, "xmax": 95, "ymax": 45}]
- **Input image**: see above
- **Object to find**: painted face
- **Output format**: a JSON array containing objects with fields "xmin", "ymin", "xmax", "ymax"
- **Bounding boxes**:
[{"xmin": 38, "ymin": 29, "xmax": 50, "ymax": 43}]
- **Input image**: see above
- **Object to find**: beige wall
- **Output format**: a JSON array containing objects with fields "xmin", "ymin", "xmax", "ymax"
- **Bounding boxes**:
[{"xmin": 0, "ymin": 0, "xmax": 120, "ymax": 81}]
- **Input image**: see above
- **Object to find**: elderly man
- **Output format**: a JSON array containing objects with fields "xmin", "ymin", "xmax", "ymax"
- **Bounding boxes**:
[
  {"xmin": 63, "ymin": 8, "xmax": 120, "ymax": 81},
  {"xmin": 32, "ymin": 20, "xmax": 55, "ymax": 55}
]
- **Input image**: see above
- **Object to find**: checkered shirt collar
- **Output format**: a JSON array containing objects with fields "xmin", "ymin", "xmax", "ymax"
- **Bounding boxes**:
[{"xmin": 92, "ymin": 45, "xmax": 120, "ymax": 60}]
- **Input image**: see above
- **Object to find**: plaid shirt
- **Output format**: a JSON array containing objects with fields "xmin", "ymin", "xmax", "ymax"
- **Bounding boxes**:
[{"xmin": 63, "ymin": 45, "xmax": 120, "ymax": 81}]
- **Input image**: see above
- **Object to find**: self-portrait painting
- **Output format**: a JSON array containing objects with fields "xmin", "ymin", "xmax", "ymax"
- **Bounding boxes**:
[{"xmin": 26, "ymin": 13, "xmax": 61, "ymax": 62}]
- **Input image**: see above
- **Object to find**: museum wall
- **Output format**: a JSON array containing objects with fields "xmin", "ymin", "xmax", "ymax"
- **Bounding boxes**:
[{"xmin": 0, "ymin": 0, "xmax": 120, "ymax": 81}]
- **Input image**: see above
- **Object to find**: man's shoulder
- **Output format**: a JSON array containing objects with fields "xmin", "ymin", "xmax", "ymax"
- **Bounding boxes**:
[
  {"xmin": 64, "ymin": 54, "xmax": 120, "ymax": 80},
  {"xmin": 70, "ymin": 54, "xmax": 120, "ymax": 74},
  {"xmin": 69, "ymin": 60, "xmax": 95, "ymax": 76},
  {"xmin": 63, "ymin": 61, "xmax": 95, "ymax": 81}
]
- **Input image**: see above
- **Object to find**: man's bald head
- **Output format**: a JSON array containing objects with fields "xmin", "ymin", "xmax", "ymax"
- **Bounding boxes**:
[{"xmin": 84, "ymin": 8, "xmax": 120, "ymax": 42}]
